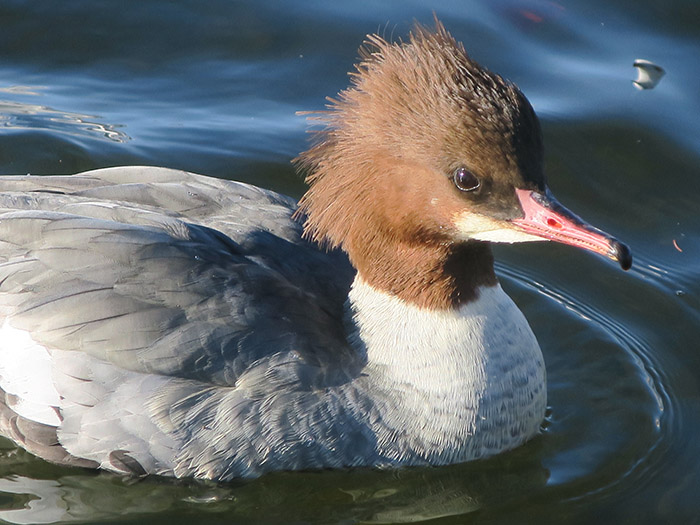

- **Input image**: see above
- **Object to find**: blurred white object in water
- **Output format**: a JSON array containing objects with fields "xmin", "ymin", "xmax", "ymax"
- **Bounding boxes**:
[{"xmin": 633, "ymin": 59, "xmax": 665, "ymax": 90}]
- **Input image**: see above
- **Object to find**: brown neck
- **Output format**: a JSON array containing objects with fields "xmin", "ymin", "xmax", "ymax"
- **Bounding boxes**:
[{"xmin": 348, "ymin": 238, "xmax": 498, "ymax": 310}]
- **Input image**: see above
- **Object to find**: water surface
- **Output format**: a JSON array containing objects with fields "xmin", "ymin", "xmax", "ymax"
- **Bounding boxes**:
[{"xmin": 0, "ymin": 1, "xmax": 699, "ymax": 523}]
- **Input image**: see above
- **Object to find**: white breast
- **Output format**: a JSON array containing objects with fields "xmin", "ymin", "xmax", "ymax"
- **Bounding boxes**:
[{"xmin": 347, "ymin": 278, "xmax": 547, "ymax": 464}]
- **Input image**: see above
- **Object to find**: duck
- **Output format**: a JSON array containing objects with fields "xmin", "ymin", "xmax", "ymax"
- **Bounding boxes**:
[{"xmin": 0, "ymin": 20, "xmax": 631, "ymax": 481}]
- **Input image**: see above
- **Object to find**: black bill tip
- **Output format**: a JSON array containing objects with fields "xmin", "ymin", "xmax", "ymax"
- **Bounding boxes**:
[{"xmin": 611, "ymin": 241, "xmax": 633, "ymax": 271}]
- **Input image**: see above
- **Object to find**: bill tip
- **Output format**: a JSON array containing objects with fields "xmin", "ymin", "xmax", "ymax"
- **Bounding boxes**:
[{"xmin": 612, "ymin": 241, "xmax": 633, "ymax": 271}]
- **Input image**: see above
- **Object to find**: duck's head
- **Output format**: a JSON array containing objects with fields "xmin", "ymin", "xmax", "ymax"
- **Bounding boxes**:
[{"xmin": 295, "ymin": 20, "xmax": 631, "ymax": 309}]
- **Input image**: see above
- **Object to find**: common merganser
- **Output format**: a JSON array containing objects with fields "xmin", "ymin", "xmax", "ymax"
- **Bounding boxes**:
[{"xmin": 0, "ymin": 21, "xmax": 631, "ymax": 481}]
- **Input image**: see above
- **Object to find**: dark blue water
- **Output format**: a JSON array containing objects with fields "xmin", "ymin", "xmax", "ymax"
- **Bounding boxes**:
[{"xmin": 0, "ymin": 1, "xmax": 698, "ymax": 523}]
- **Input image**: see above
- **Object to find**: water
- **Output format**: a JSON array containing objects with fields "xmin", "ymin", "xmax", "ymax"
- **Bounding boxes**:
[{"xmin": 0, "ymin": 0, "xmax": 698, "ymax": 522}]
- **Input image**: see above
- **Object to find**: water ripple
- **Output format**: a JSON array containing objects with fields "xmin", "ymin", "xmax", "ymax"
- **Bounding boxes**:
[
  {"xmin": 496, "ymin": 260, "xmax": 673, "ymax": 501},
  {"xmin": 0, "ymin": 88, "xmax": 130, "ymax": 143}
]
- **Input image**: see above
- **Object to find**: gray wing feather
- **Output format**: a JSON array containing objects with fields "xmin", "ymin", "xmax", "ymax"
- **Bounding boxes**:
[
  {"xmin": 0, "ymin": 169, "xmax": 356, "ymax": 383},
  {"xmin": 0, "ymin": 167, "xmax": 364, "ymax": 479}
]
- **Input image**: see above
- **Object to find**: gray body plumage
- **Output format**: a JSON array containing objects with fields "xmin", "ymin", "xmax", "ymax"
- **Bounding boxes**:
[{"xmin": 0, "ymin": 167, "xmax": 545, "ymax": 480}]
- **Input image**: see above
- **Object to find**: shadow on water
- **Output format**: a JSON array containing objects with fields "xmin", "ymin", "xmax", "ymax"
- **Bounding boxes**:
[{"xmin": 0, "ymin": 441, "xmax": 549, "ymax": 524}]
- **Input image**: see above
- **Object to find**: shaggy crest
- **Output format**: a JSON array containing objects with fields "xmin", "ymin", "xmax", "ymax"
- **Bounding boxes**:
[{"xmin": 294, "ymin": 19, "xmax": 543, "ymax": 253}]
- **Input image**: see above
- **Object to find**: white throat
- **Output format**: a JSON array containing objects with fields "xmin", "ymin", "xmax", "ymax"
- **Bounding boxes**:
[{"xmin": 346, "ymin": 277, "xmax": 547, "ymax": 464}]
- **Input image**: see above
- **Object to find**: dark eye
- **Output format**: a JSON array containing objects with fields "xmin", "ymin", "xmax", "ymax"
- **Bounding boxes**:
[{"xmin": 453, "ymin": 167, "xmax": 480, "ymax": 192}]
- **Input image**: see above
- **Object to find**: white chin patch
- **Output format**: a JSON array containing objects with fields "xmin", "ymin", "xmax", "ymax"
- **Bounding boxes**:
[
  {"xmin": 471, "ymin": 228, "xmax": 546, "ymax": 243},
  {"xmin": 453, "ymin": 213, "xmax": 545, "ymax": 244}
]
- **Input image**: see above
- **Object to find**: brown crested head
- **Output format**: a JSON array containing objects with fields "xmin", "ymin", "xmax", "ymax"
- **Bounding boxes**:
[{"xmin": 294, "ymin": 19, "xmax": 629, "ymax": 310}]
